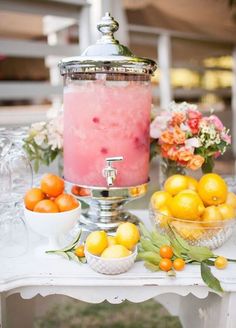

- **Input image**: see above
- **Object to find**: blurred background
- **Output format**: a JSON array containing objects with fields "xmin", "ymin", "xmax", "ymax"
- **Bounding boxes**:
[{"xmin": 0, "ymin": 0, "xmax": 236, "ymax": 327}]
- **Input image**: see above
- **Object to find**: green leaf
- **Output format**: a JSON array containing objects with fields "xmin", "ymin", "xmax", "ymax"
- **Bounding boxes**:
[
  {"xmin": 201, "ymin": 262, "xmax": 223, "ymax": 293},
  {"xmin": 144, "ymin": 261, "xmax": 160, "ymax": 272},
  {"xmin": 189, "ymin": 246, "xmax": 214, "ymax": 262},
  {"xmin": 46, "ymin": 250, "xmax": 70, "ymax": 260},
  {"xmin": 140, "ymin": 237, "xmax": 160, "ymax": 253},
  {"xmin": 67, "ymin": 251, "xmax": 81, "ymax": 263},
  {"xmin": 79, "ymin": 257, "xmax": 87, "ymax": 264},
  {"xmin": 170, "ymin": 239, "xmax": 184, "ymax": 258},
  {"xmin": 137, "ymin": 251, "xmax": 161, "ymax": 265},
  {"xmin": 203, "ymin": 259, "xmax": 215, "ymax": 266},
  {"xmin": 139, "ymin": 223, "xmax": 151, "ymax": 239},
  {"xmin": 59, "ymin": 231, "xmax": 82, "ymax": 252},
  {"xmin": 150, "ymin": 230, "xmax": 170, "ymax": 247},
  {"xmin": 172, "ymin": 230, "xmax": 190, "ymax": 252}
]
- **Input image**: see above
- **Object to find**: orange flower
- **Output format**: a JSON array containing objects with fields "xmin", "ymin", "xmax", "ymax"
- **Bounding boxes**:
[
  {"xmin": 160, "ymin": 131, "xmax": 174, "ymax": 145},
  {"xmin": 177, "ymin": 148, "xmax": 193, "ymax": 162},
  {"xmin": 170, "ymin": 112, "xmax": 186, "ymax": 126},
  {"xmin": 173, "ymin": 127, "xmax": 186, "ymax": 145},
  {"xmin": 167, "ymin": 146, "xmax": 179, "ymax": 161},
  {"xmin": 161, "ymin": 144, "xmax": 172, "ymax": 158},
  {"xmin": 187, "ymin": 155, "xmax": 205, "ymax": 170}
]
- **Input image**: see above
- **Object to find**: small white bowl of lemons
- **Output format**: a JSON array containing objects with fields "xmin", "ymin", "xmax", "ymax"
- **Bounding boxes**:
[{"xmin": 84, "ymin": 222, "xmax": 139, "ymax": 275}]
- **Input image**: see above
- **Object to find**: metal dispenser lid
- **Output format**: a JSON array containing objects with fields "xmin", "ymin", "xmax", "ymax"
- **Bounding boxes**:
[{"xmin": 59, "ymin": 12, "xmax": 157, "ymax": 75}]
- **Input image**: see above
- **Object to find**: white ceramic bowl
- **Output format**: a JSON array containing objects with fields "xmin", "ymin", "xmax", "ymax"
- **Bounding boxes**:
[
  {"xmin": 24, "ymin": 204, "xmax": 81, "ymax": 252},
  {"xmin": 85, "ymin": 247, "xmax": 137, "ymax": 275}
]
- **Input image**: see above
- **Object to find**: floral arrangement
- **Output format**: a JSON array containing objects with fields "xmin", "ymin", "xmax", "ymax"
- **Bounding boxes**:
[
  {"xmin": 23, "ymin": 108, "xmax": 63, "ymax": 172},
  {"xmin": 150, "ymin": 102, "xmax": 231, "ymax": 174}
]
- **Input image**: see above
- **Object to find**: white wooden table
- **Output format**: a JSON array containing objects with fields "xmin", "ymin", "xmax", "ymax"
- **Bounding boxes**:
[{"xmin": 1, "ymin": 210, "xmax": 236, "ymax": 328}]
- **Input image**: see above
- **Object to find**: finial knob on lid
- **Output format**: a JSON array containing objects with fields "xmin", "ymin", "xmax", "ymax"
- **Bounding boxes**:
[{"xmin": 97, "ymin": 12, "xmax": 119, "ymax": 44}]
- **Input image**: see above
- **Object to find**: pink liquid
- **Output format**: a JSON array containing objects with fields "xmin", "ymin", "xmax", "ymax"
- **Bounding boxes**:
[{"xmin": 63, "ymin": 79, "xmax": 152, "ymax": 187}]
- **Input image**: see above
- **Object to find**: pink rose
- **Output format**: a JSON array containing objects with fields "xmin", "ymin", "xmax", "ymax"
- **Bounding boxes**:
[
  {"xmin": 221, "ymin": 133, "xmax": 231, "ymax": 144},
  {"xmin": 208, "ymin": 115, "xmax": 224, "ymax": 131}
]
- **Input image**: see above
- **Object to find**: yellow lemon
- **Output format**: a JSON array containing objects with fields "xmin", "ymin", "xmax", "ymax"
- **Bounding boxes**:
[
  {"xmin": 151, "ymin": 191, "xmax": 172, "ymax": 210},
  {"xmin": 186, "ymin": 176, "xmax": 198, "ymax": 191},
  {"xmin": 178, "ymin": 189, "xmax": 198, "ymax": 195},
  {"xmin": 116, "ymin": 222, "xmax": 140, "ymax": 250},
  {"xmin": 201, "ymin": 205, "xmax": 223, "ymax": 227},
  {"xmin": 198, "ymin": 173, "xmax": 228, "ymax": 206},
  {"xmin": 156, "ymin": 206, "xmax": 172, "ymax": 228},
  {"xmin": 164, "ymin": 174, "xmax": 188, "ymax": 196},
  {"xmin": 226, "ymin": 192, "xmax": 236, "ymax": 209},
  {"xmin": 85, "ymin": 231, "xmax": 108, "ymax": 255},
  {"xmin": 101, "ymin": 245, "xmax": 131, "ymax": 259},
  {"xmin": 171, "ymin": 221, "xmax": 203, "ymax": 240},
  {"xmin": 169, "ymin": 192, "xmax": 204, "ymax": 220},
  {"xmin": 218, "ymin": 204, "xmax": 235, "ymax": 220},
  {"xmin": 107, "ymin": 235, "xmax": 117, "ymax": 246}
]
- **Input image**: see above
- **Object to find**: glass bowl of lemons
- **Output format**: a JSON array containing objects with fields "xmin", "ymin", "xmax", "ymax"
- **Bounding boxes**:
[
  {"xmin": 84, "ymin": 222, "xmax": 139, "ymax": 275},
  {"xmin": 150, "ymin": 174, "xmax": 236, "ymax": 250}
]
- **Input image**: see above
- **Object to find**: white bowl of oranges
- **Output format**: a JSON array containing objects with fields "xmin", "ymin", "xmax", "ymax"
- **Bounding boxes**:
[
  {"xmin": 150, "ymin": 173, "xmax": 236, "ymax": 249},
  {"xmin": 84, "ymin": 222, "xmax": 139, "ymax": 275},
  {"xmin": 24, "ymin": 173, "xmax": 80, "ymax": 253}
]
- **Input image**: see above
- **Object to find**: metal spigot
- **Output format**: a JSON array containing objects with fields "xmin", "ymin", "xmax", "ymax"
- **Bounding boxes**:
[{"xmin": 102, "ymin": 156, "xmax": 123, "ymax": 187}]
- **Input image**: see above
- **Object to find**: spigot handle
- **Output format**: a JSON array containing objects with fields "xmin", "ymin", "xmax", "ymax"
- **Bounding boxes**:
[
  {"xmin": 102, "ymin": 156, "xmax": 123, "ymax": 187},
  {"xmin": 105, "ymin": 156, "xmax": 123, "ymax": 164}
]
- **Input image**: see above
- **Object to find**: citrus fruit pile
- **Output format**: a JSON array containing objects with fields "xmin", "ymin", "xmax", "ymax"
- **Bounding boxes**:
[
  {"xmin": 24, "ymin": 173, "xmax": 79, "ymax": 213},
  {"xmin": 151, "ymin": 173, "xmax": 236, "ymax": 241},
  {"xmin": 85, "ymin": 222, "xmax": 140, "ymax": 259}
]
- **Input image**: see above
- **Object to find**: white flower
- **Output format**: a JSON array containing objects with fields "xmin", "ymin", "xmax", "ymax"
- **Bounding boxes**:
[
  {"xmin": 34, "ymin": 131, "xmax": 47, "ymax": 146},
  {"xmin": 46, "ymin": 115, "xmax": 63, "ymax": 150},
  {"xmin": 150, "ymin": 112, "xmax": 171, "ymax": 138},
  {"xmin": 168, "ymin": 101, "xmax": 197, "ymax": 113},
  {"xmin": 185, "ymin": 137, "xmax": 201, "ymax": 148},
  {"xmin": 30, "ymin": 121, "xmax": 46, "ymax": 132}
]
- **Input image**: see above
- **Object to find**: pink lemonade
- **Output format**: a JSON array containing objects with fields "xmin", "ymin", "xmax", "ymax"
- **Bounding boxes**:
[{"xmin": 63, "ymin": 79, "xmax": 152, "ymax": 187}]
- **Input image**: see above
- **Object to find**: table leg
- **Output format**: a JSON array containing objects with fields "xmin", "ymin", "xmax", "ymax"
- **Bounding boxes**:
[
  {"xmin": 158, "ymin": 292, "xmax": 236, "ymax": 328},
  {"xmin": 0, "ymin": 293, "xmax": 6, "ymax": 328}
]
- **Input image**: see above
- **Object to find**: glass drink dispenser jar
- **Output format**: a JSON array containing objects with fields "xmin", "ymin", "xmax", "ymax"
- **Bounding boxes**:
[{"xmin": 59, "ymin": 13, "xmax": 157, "ymax": 188}]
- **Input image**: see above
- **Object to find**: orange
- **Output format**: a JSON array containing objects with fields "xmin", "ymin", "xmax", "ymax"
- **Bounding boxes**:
[
  {"xmin": 74, "ymin": 245, "xmax": 85, "ymax": 257},
  {"xmin": 24, "ymin": 188, "xmax": 45, "ymax": 211},
  {"xmin": 164, "ymin": 175, "xmax": 188, "ymax": 196},
  {"xmin": 217, "ymin": 204, "xmax": 235, "ymax": 220},
  {"xmin": 33, "ymin": 199, "xmax": 59, "ymax": 213},
  {"xmin": 55, "ymin": 194, "xmax": 79, "ymax": 212},
  {"xmin": 214, "ymin": 256, "xmax": 228, "ymax": 269},
  {"xmin": 151, "ymin": 191, "xmax": 172, "ymax": 210},
  {"xmin": 159, "ymin": 245, "xmax": 173, "ymax": 259},
  {"xmin": 40, "ymin": 173, "xmax": 64, "ymax": 197},
  {"xmin": 186, "ymin": 176, "xmax": 198, "ymax": 191},
  {"xmin": 169, "ymin": 192, "xmax": 204, "ymax": 220},
  {"xmin": 201, "ymin": 205, "xmax": 223, "ymax": 227},
  {"xmin": 173, "ymin": 258, "xmax": 185, "ymax": 271},
  {"xmin": 159, "ymin": 258, "xmax": 172, "ymax": 272},
  {"xmin": 116, "ymin": 222, "xmax": 140, "ymax": 250},
  {"xmin": 85, "ymin": 231, "xmax": 108, "ymax": 256},
  {"xmin": 197, "ymin": 173, "xmax": 228, "ymax": 206},
  {"xmin": 226, "ymin": 192, "xmax": 236, "ymax": 209}
]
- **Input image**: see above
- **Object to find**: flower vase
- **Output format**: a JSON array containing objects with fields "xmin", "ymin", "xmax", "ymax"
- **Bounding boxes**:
[{"xmin": 159, "ymin": 157, "xmax": 186, "ymax": 188}]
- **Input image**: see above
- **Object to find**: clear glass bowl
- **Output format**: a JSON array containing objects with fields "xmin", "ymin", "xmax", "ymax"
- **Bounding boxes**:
[{"xmin": 149, "ymin": 205, "xmax": 236, "ymax": 250}]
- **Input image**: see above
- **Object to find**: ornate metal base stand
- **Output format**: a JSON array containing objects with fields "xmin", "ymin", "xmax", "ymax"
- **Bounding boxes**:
[{"xmin": 66, "ymin": 181, "xmax": 148, "ymax": 232}]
